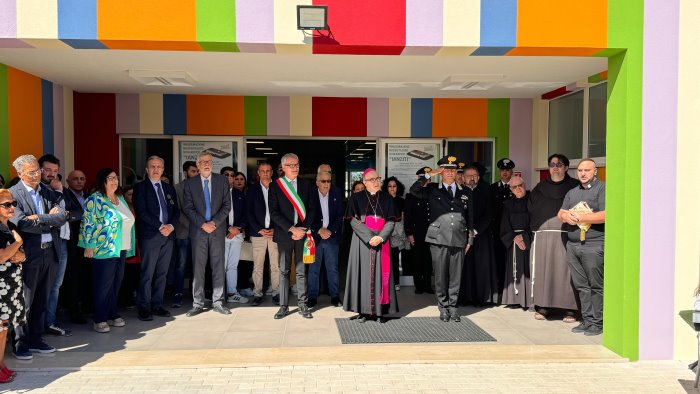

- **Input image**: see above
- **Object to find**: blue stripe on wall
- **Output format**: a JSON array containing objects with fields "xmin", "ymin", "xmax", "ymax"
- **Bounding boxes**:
[
  {"xmin": 58, "ymin": 0, "xmax": 107, "ymax": 49},
  {"xmin": 472, "ymin": 46, "xmax": 513, "ymax": 56},
  {"xmin": 41, "ymin": 80, "xmax": 54, "ymax": 154},
  {"xmin": 479, "ymin": 0, "xmax": 517, "ymax": 47},
  {"xmin": 411, "ymin": 99, "xmax": 433, "ymax": 138},
  {"xmin": 163, "ymin": 94, "xmax": 187, "ymax": 135}
]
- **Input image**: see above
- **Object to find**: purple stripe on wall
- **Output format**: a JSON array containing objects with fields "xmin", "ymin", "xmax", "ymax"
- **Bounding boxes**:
[
  {"xmin": 0, "ymin": 1, "xmax": 17, "ymax": 38},
  {"xmin": 115, "ymin": 94, "xmax": 140, "ymax": 134},
  {"xmin": 267, "ymin": 96, "xmax": 290, "ymax": 136},
  {"xmin": 405, "ymin": 0, "xmax": 442, "ymax": 47},
  {"xmin": 236, "ymin": 0, "xmax": 274, "ymax": 44},
  {"xmin": 53, "ymin": 84, "xmax": 65, "ymax": 162},
  {"xmin": 366, "ymin": 98, "xmax": 389, "ymax": 137},
  {"xmin": 639, "ymin": 0, "xmax": 679, "ymax": 360},
  {"xmin": 508, "ymin": 99, "xmax": 533, "ymax": 188}
]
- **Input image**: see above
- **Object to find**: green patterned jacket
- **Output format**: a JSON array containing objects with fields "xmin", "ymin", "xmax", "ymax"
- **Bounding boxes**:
[{"xmin": 78, "ymin": 192, "xmax": 136, "ymax": 259}]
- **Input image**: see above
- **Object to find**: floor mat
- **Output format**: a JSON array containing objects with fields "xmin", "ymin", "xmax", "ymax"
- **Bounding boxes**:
[{"xmin": 335, "ymin": 316, "xmax": 496, "ymax": 344}]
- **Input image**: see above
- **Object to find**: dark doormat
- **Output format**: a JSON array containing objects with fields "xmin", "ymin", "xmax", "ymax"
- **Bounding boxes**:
[{"xmin": 335, "ymin": 316, "xmax": 496, "ymax": 344}]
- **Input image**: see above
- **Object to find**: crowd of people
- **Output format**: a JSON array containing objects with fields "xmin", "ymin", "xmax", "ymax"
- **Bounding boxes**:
[{"xmin": 0, "ymin": 150, "xmax": 607, "ymax": 383}]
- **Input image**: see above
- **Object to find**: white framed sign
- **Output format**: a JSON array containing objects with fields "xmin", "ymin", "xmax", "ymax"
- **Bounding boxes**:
[
  {"xmin": 379, "ymin": 139, "xmax": 441, "ymax": 196},
  {"xmin": 172, "ymin": 136, "xmax": 246, "ymax": 182}
]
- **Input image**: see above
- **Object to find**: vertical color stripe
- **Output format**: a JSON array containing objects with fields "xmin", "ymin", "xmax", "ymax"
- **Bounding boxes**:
[
  {"xmin": 472, "ymin": 0, "xmax": 516, "ymax": 56},
  {"xmin": 0, "ymin": 1, "xmax": 17, "ymax": 38},
  {"xmin": 411, "ymin": 99, "xmax": 432, "ymax": 138},
  {"xmin": 244, "ymin": 96, "xmax": 267, "ymax": 136},
  {"xmin": 58, "ymin": 0, "xmax": 106, "ymax": 49},
  {"xmin": 289, "ymin": 96, "xmax": 312, "ymax": 137},
  {"xmin": 405, "ymin": 0, "xmax": 443, "ymax": 48},
  {"xmin": 73, "ymin": 93, "xmax": 117, "ymax": 186},
  {"xmin": 186, "ymin": 95, "xmax": 244, "ymax": 135},
  {"xmin": 196, "ymin": 0, "xmax": 239, "ymax": 52},
  {"xmin": 115, "ymin": 94, "xmax": 140, "ymax": 134},
  {"xmin": 62, "ymin": 87, "xmax": 74, "ymax": 172},
  {"xmin": 388, "ymin": 98, "xmax": 411, "ymax": 138},
  {"xmin": 487, "ymin": 98, "xmax": 509, "ymax": 162},
  {"xmin": 639, "ymin": 0, "xmax": 679, "ymax": 360},
  {"xmin": 8, "ymin": 67, "xmax": 43, "ymax": 167},
  {"xmin": 52, "ymin": 84, "xmax": 64, "ymax": 163},
  {"xmin": 312, "ymin": 97, "xmax": 367, "ymax": 137},
  {"xmin": 433, "ymin": 99, "xmax": 488, "ymax": 137},
  {"xmin": 17, "ymin": 0, "xmax": 59, "ymax": 40},
  {"xmin": 0, "ymin": 65, "xmax": 8, "ymax": 179},
  {"xmin": 273, "ymin": 0, "xmax": 312, "ymax": 54},
  {"xmin": 267, "ymin": 96, "xmax": 290, "ymax": 136},
  {"xmin": 516, "ymin": 0, "xmax": 607, "ymax": 49},
  {"xmin": 41, "ymin": 80, "xmax": 54, "ymax": 154},
  {"xmin": 139, "ymin": 93, "xmax": 164, "ymax": 134},
  {"xmin": 508, "ymin": 99, "xmax": 532, "ymax": 187},
  {"xmin": 442, "ymin": 0, "xmax": 480, "ymax": 48},
  {"xmin": 163, "ymin": 94, "xmax": 187, "ymax": 135},
  {"xmin": 236, "ymin": 0, "xmax": 275, "ymax": 53},
  {"xmin": 366, "ymin": 98, "xmax": 389, "ymax": 137}
]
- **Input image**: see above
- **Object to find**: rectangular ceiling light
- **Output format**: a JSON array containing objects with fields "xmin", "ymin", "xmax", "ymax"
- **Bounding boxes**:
[
  {"xmin": 246, "ymin": 140, "xmax": 264, "ymax": 144},
  {"xmin": 297, "ymin": 5, "xmax": 328, "ymax": 30},
  {"xmin": 255, "ymin": 147, "xmax": 273, "ymax": 151}
]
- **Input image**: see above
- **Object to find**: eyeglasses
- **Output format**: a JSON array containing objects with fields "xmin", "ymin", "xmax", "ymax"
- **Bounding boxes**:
[
  {"xmin": 464, "ymin": 175, "xmax": 479, "ymax": 179},
  {"xmin": 198, "ymin": 160, "xmax": 213, "ymax": 165},
  {"xmin": 22, "ymin": 169, "xmax": 41, "ymax": 177},
  {"xmin": 318, "ymin": 180, "xmax": 331, "ymax": 184},
  {"xmin": 549, "ymin": 162, "xmax": 565, "ymax": 168},
  {"xmin": 284, "ymin": 163, "xmax": 300, "ymax": 169},
  {"xmin": 509, "ymin": 184, "xmax": 525, "ymax": 190},
  {"xmin": 106, "ymin": 176, "xmax": 119, "ymax": 182},
  {"xmin": 0, "ymin": 201, "xmax": 18, "ymax": 209},
  {"xmin": 364, "ymin": 177, "xmax": 382, "ymax": 183}
]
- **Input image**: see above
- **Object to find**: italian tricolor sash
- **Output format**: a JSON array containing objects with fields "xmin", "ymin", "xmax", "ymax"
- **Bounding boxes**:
[{"xmin": 276, "ymin": 178, "xmax": 315, "ymax": 264}]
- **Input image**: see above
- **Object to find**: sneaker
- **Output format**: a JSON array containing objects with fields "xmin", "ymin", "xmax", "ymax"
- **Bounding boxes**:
[
  {"xmin": 45, "ymin": 324, "xmax": 73, "ymax": 337},
  {"xmin": 291, "ymin": 284, "xmax": 298, "ymax": 295},
  {"xmin": 172, "ymin": 293, "xmax": 183, "ymax": 308},
  {"xmin": 94, "ymin": 322, "xmax": 110, "ymax": 333},
  {"xmin": 28, "ymin": 340, "xmax": 56, "ymax": 354},
  {"xmin": 226, "ymin": 293, "xmax": 249, "ymax": 303},
  {"xmin": 111, "ymin": 318, "xmax": 126, "ymax": 327},
  {"xmin": 12, "ymin": 341, "xmax": 33, "ymax": 360},
  {"xmin": 571, "ymin": 322, "xmax": 589, "ymax": 333},
  {"xmin": 584, "ymin": 325, "xmax": 603, "ymax": 336},
  {"xmin": 239, "ymin": 288, "xmax": 255, "ymax": 297}
]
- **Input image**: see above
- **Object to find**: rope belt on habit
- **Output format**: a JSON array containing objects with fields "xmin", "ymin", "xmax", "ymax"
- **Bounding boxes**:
[
  {"xmin": 512, "ymin": 230, "xmax": 524, "ymax": 296},
  {"xmin": 530, "ymin": 229, "xmax": 567, "ymax": 298}
]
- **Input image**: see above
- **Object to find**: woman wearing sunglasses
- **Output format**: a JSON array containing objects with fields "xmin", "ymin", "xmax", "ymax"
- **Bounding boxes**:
[{"xmin": 0, "ymin": 189, "xmax": 26, "ymax": 382}]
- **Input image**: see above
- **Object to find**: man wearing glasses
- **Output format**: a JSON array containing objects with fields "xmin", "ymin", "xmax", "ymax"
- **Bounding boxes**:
[
  {"xmin": 410, "ymin": 156, "xmax": 474, "ymax": 322},
  {"xmin": 9, "ymin": 155, "xmax": 68, "ymax": 360},
  {"xmin": 268, "ymin": 153, "xmax": 315, "ymax": 319}
]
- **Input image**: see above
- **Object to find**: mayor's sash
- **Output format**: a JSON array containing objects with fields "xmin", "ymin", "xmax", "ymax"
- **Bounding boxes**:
[{"xmin": 276, "ymin": 178, "xmax": 315, "ymax": 264}]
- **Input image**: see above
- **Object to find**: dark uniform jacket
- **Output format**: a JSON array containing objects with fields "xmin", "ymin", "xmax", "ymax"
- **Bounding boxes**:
[
  {"xmin": 409, "ymin": 180, "xmax": 474, "ymax": 248},
  {"xmin": 404, "ymin": 193, "xmax": 430, "ymax": 242}
]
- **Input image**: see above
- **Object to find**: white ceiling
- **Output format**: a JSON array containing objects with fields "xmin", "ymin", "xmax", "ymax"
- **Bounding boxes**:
[{"xmin": 0, "ymin": 48, "xmax": 607, "ymax": 98}]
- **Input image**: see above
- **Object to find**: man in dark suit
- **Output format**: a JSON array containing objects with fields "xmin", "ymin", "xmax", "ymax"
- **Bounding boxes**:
[
  {"xmin": 62, "ymin": 169, "xmax": 89, "ymax": 323},
  {"xmin": 490, "ymin": 158, "xmax": 515, "ymax": 294},
  {"xmin": 182, "ymin": 152, "xmax": 231, "ymax": 316},
  {"xmin": 404, "ymin": 166, "xmax": 434, "ymax": 295},
  {"xmin": 268, "ymin": 153, "xmax": 315, "ymax": 319},
  {"xmin": 9, "ymin": 154, "xmax": 68, "ymax": 360},
  {"xmin": 308, "ymin": 170, "xmax": 344, "ymax": 308},
  {"xmin": 409, "ymin": 155, "xmax": 474, "ymax": 323},
  {"xmin": 133, "ymin": 156, "xmax": 180, "ymax": 321}
]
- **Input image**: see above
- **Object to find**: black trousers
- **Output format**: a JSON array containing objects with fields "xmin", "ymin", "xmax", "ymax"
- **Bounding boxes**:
[
  {"xmin": 430, "ymin": 244, "xmax": 464, "ymax": 314},
  {"xmin": 278, "ymin": 239, "xmax": 307, "ymax": 306},
  {"xmin": 19, "ymin": 247, "xmax": 57, "ymax": 344},
  {"xmin": 566, "ymin": 242, "xmax": 604, "ymax": 328},
  {"xmin": 62, "ymin": 237, "xmax": 92, "ymax": 314},
  {"xmin": 411, "ymin": 239, "xmax": 433, "ymax": 292}
]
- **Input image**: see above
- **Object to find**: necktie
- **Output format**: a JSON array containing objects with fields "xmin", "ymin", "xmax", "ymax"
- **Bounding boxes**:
[
  {"xmin": 155, "ymin": 183, "xmax": 168, "ymax": 224},
  {"xmin": 448, "ymin": 185, "xmax": 454, "ymax": 200},
  {"xmin": 203, "ymin": 179, "xmax": 211, "ymax": 221}
]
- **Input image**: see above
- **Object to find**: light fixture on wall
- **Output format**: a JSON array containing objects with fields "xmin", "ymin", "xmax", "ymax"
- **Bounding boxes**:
[{"xmin": 297, "ymin": 5, "xmax": 328, "ymax": 30}]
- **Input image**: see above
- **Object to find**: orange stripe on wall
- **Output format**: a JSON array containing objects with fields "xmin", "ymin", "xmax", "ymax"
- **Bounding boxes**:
[
  {"xmin": 516, "ymin": 0, "xmax": 607, "ymax": 49},
  {"xmin": 186, "ymin": 95, "xmax": 244, "ymax": 135},
  {"xmin": 506, "ymin": 47, "xmax": 603, "ymax": 57},
  {"xmin": 8, "ymin": 67, "xmax": 42, "ymax": 173},
  {"xmin": 432, "ymin": 98, "xmax": 488, "ymax": 137}
]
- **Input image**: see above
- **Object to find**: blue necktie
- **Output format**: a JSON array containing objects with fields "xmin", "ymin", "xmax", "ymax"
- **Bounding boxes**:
[
  {"xmin": 155, "ymin": 183, "xmax": 168, "ymax": 224},
  {"xmin": 203, "ymin": 179, "xmax": 211, "ymax": 221}
]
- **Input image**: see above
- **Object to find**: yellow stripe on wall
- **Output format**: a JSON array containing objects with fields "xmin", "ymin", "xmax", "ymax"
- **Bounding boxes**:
[
  {"xmin": 139, "ymin": 93, "xmax": 164, "ymax": 134},
  {"xmin": 289, "ymin": 96, "xmax": 312, "ymax": 136},
  {"xmin": 442, "ymin": 0, "xmax": 480, "ymax": 48},
  {"xmin": 274, "ymin": 0, "xmax": 312, "ymax": 54},
  {"xmin": 17, "ymin": 0, "xmax": 59, "ymax": 40},
  {"xmin": 388, "ymin": 98, "xmax": 411, "ymax": 137}
]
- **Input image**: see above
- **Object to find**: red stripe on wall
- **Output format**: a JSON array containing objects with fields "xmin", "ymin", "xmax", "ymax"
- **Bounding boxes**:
[
  {"xmin": 541, "ymin": 86, "xmax": 570, "ymax": 100},
  {"xmin": 73, "ymin": 92, "xmax": 118, "ymax": 184},
  {"xmin": 312, "ymin": 97, "xmax": 367, "ymax": 137}
]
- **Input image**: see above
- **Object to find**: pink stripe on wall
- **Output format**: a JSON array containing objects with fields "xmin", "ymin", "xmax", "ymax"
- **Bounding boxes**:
[
  {"xmin": 639, "ymin": 0, "xmax": 679, "ymax": 360},
  {"xmin": 366, "ymin": 98, "xmax": 389, "ymax": 137},
  {"xmin": 115, "ymin": 94, "xmax": 140, "ymax": 134},
  {"xmin": 508, "ymin": 99, "xmax": 533, "ymax": 188},
  {"xmin": 403, "ymin": 0, "xmax": 442, "ymax": 55},
  {"xmin": 236, "ymin": 0, "xmax": 275, "ymax": 53},
  {"xmin": 0, "ymin": 1, "xmax": 17, "ymax": 37},
  {"xmin": 52, "ymin": 84, "xmax": 65, "ymax": 161},
  {"xmin": 267, "ymin": 96, "xmax": 290, "ymax": 136}
]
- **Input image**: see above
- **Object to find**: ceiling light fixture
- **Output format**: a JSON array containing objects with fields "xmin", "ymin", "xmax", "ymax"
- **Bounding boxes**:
[
  {"xmin": 128, "ymin": 70, "xmax": 196, "ymax": 87},
  {"xmin": 263, "ymin": 152, "xmax": 278, "ymax": 155},
  {"xmin": 246, "ymin": 141, "xmax": 264, "ymax": 144},
  {"xmin": 255, "ymin": 147, "xmax": 273, "ymax": 151}
]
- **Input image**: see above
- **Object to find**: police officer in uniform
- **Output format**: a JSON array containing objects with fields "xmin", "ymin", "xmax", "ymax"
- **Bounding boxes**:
[
  {"xmin": 490, "ymin": 158, "xmax": 515, "ymax": 293},
  {"xmin": 404, "ymin": 167, "xmax": 434, "ymax": 294},
  {"xmin": 409, "ymin": 156, "xmax": 474, "ymax": 322}
]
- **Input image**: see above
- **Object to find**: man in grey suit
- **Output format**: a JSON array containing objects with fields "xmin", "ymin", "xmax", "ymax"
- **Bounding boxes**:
[{"xmin": 182, "ymin": 152, "xmax": 231, "ymax": 316}]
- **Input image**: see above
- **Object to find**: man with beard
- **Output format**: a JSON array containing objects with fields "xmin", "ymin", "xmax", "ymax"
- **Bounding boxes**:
[
  {"xmin": 459, "ymin": 165, "xmax": 498, "ymax": 307},
  {"xmin": 490, "ymin": 158, "xmax": 515, "ymax": 295}
]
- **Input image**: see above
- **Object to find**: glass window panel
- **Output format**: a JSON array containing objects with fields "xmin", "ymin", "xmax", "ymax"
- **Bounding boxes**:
[
  {"xmin": 548, "ymin": 90, "xmax": 583, "ymax": 159},
  {"xmin": 446, "ymin": 140, "xmax": 494, "ymax": 182},
  {"xmin": 121, "ymin": 138, "xmax": 173, "ymax": 187},
  {"xmin": 588, "ymin": 82, "xmax": 607, "ymax": 157}
]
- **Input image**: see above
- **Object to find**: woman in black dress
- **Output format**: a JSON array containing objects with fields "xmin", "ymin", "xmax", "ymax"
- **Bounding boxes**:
[
  {"xmin": 382, "ymin": 177, "xmax": 407, "ymax": 291},
  {"xmin": 0, "ymin": 189, "xmax": 25, "ymax": 382}
]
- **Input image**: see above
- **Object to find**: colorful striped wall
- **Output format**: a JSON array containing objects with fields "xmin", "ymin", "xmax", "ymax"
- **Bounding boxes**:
[
  {"xmin": 0, "ymin": 0, "xmax": 609, "ymax": 56},
  {"xmin": 0, "ymin": 65, "xmax": 72, "ymax": 181}
]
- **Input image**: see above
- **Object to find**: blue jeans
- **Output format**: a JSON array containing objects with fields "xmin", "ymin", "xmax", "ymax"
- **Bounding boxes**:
[
  {"xmin": 307, "ymin": 241, "xmax": 339, "ymax": 299},
  {"xmin": 224, "ymin": 236, "xmax": 243, "ymax": 295},
  {"xmin": 169, "ymin": 238, "xmax": 190, "ymax": 295},
  {"xmin": 45, "ymin": 239, "xmax": 68, "ymax": 327},
  {"xmin": 92, "ymin": 251, "xmax": 126, "ymax": 323}
]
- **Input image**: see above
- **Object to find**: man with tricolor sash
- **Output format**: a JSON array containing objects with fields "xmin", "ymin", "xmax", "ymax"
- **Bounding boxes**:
[{"xmin": 268, "ymin": 153, "xmax": 316, "ymax": 319}]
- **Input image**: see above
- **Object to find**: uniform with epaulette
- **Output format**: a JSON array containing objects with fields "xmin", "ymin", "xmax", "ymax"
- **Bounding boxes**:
[
  {"xmin": 404, "ymin": 167, "xmax": 434, "ymax": 294},
  {"xmin": 490, "ymin": 158, "xmax": 515, "ymax": 294}
]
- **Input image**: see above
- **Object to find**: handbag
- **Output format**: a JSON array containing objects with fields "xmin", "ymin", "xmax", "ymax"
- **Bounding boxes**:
[{"xmin": 390, "ymin": 220, "xmax": 411, "ymax": 250}]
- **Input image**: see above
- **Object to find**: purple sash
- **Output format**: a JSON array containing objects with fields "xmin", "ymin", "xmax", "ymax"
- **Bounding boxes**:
[{"xmin": 365, "ymin": 216, "xmax": 391, "ymax": 305}]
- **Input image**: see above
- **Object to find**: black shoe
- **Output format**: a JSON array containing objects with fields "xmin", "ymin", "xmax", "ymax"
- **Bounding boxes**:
[
  {"xmin": 584, "ymin": 325, "xmax": 602, "ymax": 336},
  {"xmin": 452, "ymin": 312, "xmax": 461, "ymax": 323},
  {"xmin": 45, "ymin": 324, "xmax": 73, "ymax": 337},
  {"xmin": 251, "ymin": 297, "xmax": 263, "ymax": 306},
  {"xmin": 330, "ymin": 297, "xmax": 342, "ymax": 307},
  {"xmin": 426, "ymin": 289, "xmax": 435, "ymax": 294},
  {"xmin": 138, "ymin": 308, "xmax": 153, "ymax": 321},
  {"xmin": 272, "ymin": 295, "xmax": 280, "ymax": 306},
  {"xmin": 274, "ymin": 306, "xmax": 289, "ymax": 319},
  {"xmin": 171, "ymin": 293, "xmax": 183, "ymax": 308},
  {"xmin": 212, "ymin": 304, "xmax": 231, "ymax": 315},
  {"xmin": 571, "ymin": 322, "xmax": 589, "ymax": 333},
  {"xmin": 307, "ymin": 298, "xmax": 317, "ymax": 308},
  {"xmin": 356, "ymin": 314, "xmax": 367, "ymax": 323},
  {"xmin": 152, "ymin": 307, "xmax": 171, "ymax": 317},
  {"xmin": 298, "ymin": 305, "xmax": 313, "ymax": 319},
  {"xmin": 439, "ymin": 309, "xmax": 450, "ymax": 322},
  {"xmin": 186, "ymin": 306, "xmax": 204, "ymax": 317},
  {"xmin": 378, "ymin": 317, "xmax": 388, "ymax": 324}
]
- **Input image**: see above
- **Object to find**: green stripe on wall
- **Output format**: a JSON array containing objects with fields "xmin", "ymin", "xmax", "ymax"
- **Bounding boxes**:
[
  {"xmin": 486, "ymin": 98, "xmax": 510, "ymax": 171},
  {"xmin": 196, "ymin": 0, "xmax": 240, "ymax": 52},
  {"xmin": 603, "ymin": 0, "xmax": 643, "ymax": 361},
  {"xmin": 0, "ymin": 64, "xmax": 9, "ymax": 182},
  {"xmin": 244, "ymin": 96, "xmax": 267, "ymax": 136}
]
